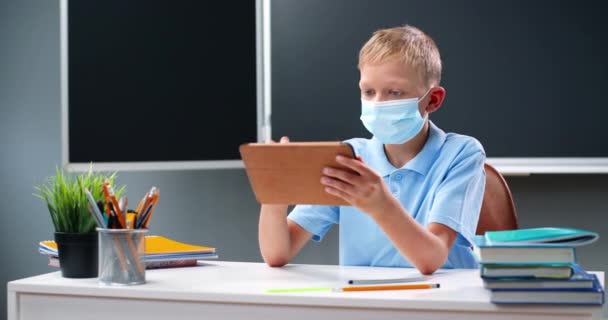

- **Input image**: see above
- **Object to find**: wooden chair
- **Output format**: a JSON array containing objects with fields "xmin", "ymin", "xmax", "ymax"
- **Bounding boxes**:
[{"xmin": 475, "ymin": 163, "xmax": 519, "ymax": 235}]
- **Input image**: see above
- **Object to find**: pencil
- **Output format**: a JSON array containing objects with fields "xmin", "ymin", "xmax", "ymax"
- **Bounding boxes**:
[
  {"xmin": 347, "ymin": 276, "xmax": 428, "ymax": 285},
  {"xmin": 340, "ymin": 283, "xmax": 439, "ymax": 292},
  {"xmin": 112, "ymin": 234, "xmax": 128, "ymax": 274},
  {"xmin": 103, "ymin": 180, "xmax": 124, "ymax": 228},
  {"xmin": 84, "ymin": 189, "xmax": 105, "ymax": 227},
  {"xmin": 123, "ymin": 231, "xmax": 145, "ymax": 275},
  {"xmin": 266, "ymin": 283, "xmax": 440, "ymax": 294},
  {"xmin": 141, "ymin": 188, "xmax": 159, "ymax": 228}
]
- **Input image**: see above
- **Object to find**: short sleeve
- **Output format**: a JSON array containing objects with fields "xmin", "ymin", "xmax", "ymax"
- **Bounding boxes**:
[
  {"xmin": 287, "ymin": 204, "xmax": 339, "ymax": 242},
  {"xmin": 428, "ymin": 149, "xmax": 486, "ymax": 247}
]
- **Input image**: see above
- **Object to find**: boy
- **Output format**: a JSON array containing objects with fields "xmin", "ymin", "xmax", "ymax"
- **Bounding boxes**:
[{"xmin": 259, "ymin": 25, "xmax": 485, "ymax": 274}]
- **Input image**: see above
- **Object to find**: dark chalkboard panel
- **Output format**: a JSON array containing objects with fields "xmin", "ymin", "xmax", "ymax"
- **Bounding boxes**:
[
  {"xmin": 66, "ymin": 0, "xmax": 258, "ymax": 164},
  {"xmin": 271, "ymin": 0, "xmax": 608, "ymax": 158}
]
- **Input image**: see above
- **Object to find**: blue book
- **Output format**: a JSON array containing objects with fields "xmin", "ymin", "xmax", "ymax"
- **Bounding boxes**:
[
  {"xmin": 483, "ymin": 264, "xmax": 593, "ymax": 289},
  {"xmin": 490, "ymin": 274, "xmax": 605, "ymax": 305},
  {"xmin": 473, "ymin": 236, "xmax": 576, "ymax": 264},
  {"xmin": 484, "ymin": 227, "xmax": 599, "ymax": 246}
]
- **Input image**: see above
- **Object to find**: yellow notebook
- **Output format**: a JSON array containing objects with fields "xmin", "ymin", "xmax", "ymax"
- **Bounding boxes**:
[
  {"xmin": 145, "ymin": 235, "xmax": 215, "ymax": 255},
  {"xmin": 39, "ymin": 235, "xmax": 216, "ymax": 257}
]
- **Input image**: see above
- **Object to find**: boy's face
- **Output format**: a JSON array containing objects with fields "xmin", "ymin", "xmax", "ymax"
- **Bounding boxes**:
[{"xmin": 359, "ymin": 59, "xmax": 430, "ymax": 113}]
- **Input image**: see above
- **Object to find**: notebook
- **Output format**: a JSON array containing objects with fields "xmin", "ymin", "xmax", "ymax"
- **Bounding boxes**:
[
  {"xmin": 484, "ymin": 228, "xmax": 599, "ymax": 246},
  {"xmin": 473, "ymin": 235, "xmax": 576, "ymax": 264},
  {"xmin": 240, "ymin": 142, "xmax": 356, "ymax": 205},
  {"xmin": 483, "ymin": 265, "xmax": 594, "ymax": 289},
  {"xmin": 47, "ymin": 255, "xmax": 200, "ymax": 269},
  {"xmin": 39, "ymin": 236, "xmax": 218, "ymax": 262},
  {"xmin": 144, "ymin": 235, "xmax": 217, "ymax": 261}
]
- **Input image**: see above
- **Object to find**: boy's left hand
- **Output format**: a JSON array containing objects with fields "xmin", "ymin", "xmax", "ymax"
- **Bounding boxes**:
[{"xmin": 321, "ymin": 155, "xmax": 398, "ymax": 217}]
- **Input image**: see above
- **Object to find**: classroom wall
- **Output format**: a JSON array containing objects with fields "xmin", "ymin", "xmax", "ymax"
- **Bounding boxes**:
[{"xmin": 1, "ymin": 1, "xmax": 607, "ymax": 319}]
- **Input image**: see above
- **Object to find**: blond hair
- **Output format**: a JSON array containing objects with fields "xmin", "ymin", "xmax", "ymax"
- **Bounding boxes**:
[{"xmin": 358, "ymin": 25, "xmax": 442, "ymax": 87}]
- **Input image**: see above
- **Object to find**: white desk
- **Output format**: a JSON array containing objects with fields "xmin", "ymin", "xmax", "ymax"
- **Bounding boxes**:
[{"xmin": 7, "ymin": 261, "xmax": 604, "ymax": 320}]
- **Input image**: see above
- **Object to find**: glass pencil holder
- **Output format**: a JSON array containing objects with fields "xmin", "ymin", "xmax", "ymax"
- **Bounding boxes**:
[{"xmin": 97, "ymin": 228, "xmax": 148, "ymax": 286}]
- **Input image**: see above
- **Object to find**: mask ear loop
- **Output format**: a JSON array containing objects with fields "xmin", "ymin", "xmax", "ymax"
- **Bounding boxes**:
[
  {"xmin": 417, "ymin": 87, "xmax": 434, "ymax": 102},
  {"xmin": 418, "ymin": 87, "xmax": 434, "ymax": 119}
]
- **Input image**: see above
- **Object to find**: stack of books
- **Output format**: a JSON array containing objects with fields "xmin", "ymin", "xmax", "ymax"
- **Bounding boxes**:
[
  {"xmin": 40, "ymin": 235, "xmax": 218, "ymax": 269},
  {"xmin": 474, "ymin": 227, "xmax": 604, "ymax": 305}
]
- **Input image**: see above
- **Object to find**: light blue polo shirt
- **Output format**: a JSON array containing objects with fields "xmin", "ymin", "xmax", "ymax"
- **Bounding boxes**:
[{"xmin": 288, "ymin": 121, "xmax": 486, "ymax": 269}]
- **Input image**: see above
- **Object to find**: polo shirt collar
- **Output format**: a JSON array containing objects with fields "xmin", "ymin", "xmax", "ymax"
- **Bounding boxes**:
[{"xmin": 370, "ymin": 121, "xmax": 447, "ymax": 177}]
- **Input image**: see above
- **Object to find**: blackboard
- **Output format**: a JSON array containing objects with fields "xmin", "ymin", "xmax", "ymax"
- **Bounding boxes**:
[
  {"xmin": 271, "ymin": 0, "xmax": 608, "ymax": 158},
  {"xmin": 65, "ymin": 0, "xmax": 259, "ymax": 166}
]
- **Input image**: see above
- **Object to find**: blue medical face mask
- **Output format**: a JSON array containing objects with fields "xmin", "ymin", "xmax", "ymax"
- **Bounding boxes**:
[{"xmin": 360, "ymin": 89, "xmax": 432, "ymax": 144}]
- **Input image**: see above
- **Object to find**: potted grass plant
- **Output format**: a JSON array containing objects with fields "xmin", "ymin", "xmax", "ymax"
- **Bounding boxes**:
[{"xmin": 34, "ymin": 166, "xmax": 124, "ymax": 278}]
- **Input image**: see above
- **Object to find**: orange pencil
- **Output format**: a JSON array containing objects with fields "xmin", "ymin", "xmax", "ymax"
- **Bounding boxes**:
[
  {"xmin": 141, "ymin": 190, "xmax": 160, "ymax": 228},
  {"xmin": 267, "ymin": 283, "xmax": 440, "ymax": 294},
  {"xmin": 340, "ymin": 283, "xmax": 439, "ymax": 292},
  {"xmin": 133, "ymin": 192, "xmax": 150, "ymax": 228},
  {"xmin": 102, "ymin": 180, "xmax": 124, "ymax": 228},
  {"xmin": 134, "ymin": 195, "xmax": 146, "ymax": 216},
  {"xmin": 109, "ymin": 234, "xmax": 128, "ymax": 274}
]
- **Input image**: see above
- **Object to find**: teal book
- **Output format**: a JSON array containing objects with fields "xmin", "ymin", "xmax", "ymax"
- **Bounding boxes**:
[
  {"xmin": 484, "ymin": 227, "xmax": 599, "ymax": 246},
  {"xmin": 473, "ymin": 235, "xmax": 576, "ymax": 264}
]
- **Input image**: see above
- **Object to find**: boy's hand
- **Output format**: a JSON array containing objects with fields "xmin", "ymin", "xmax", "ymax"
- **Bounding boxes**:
[
  {"xmin": 321, "ymin": 156, "xmax": 398, "ymax": 217},
  {"xmin": 269, "ymin": 136, "xmax": 290, "ymax": 144}
]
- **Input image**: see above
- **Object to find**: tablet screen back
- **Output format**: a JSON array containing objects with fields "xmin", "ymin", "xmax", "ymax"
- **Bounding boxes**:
[{"xmin": 240, "ymin": 142, "xmax": 355, "ymax": 205}]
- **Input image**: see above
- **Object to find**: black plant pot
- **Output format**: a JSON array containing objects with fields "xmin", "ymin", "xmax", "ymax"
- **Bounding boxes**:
[{"xmin": 54, "ymin": 232, "xmax": 98, "ymax": 278}]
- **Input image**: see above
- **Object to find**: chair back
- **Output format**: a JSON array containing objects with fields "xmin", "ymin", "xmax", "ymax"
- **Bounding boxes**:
[{"xmin": 476, "ymin": 163, "xmax": 519, "ymax": 235}]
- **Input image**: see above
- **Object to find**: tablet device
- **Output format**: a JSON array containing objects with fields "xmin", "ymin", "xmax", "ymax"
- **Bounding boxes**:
[{"xmin": 240, "ymin": 142, "xmax": 356, "ymax": 205}]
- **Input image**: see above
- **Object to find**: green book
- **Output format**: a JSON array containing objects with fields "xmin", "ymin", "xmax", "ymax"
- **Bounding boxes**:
[
  {"xmin": 484, "ymin": 228, "xmax": 599, "ymax": 246},
  {"xmin": 483, "ymin": 263, "xmax": 592, "ymax": 289},
  {"xmin": 481, "ymin": 263, "xmax": 574, "ymax": 279}
]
